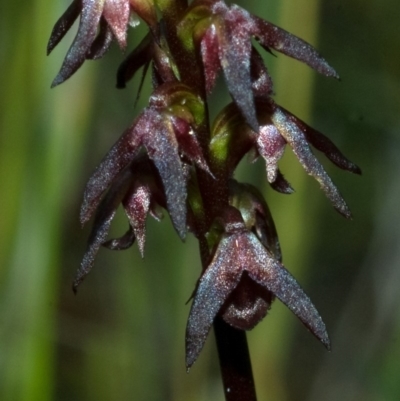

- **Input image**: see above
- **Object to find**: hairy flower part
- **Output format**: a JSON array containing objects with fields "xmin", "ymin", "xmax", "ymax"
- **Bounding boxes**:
[
  {"xmin": 269, "ymin": 107, "xmax": 356, "ymax": 218},
  {"xmin": 186, "ymin": 206, "xmax": 330, "ymax": 368},
  {"xmin": 73, "ymin": 155, "xmax": 168, "ymax": 291},
  {"xmin": 221, "ymin": 182, "xmax": 282, "ymax": 331},
  {"xmin": 210, "ymin": 100, "xmax": 360, "ymax": 216},
  {"xmin": 228, "ymin": 180, "xmax": 281, "ymax": 260},
  {"xmin": 282, "ymin": 109, "xmax": 362, "ymax": 175},
  {"xmin": 48, "ymin": 0, "xmax": 157, "ymax": 87},
  {"xmin": 184, "ymin": 0, "xmax": 338, "ymax": 131},
  {"xmin": 80, "ymin": 83, "xmax": 210, "ymax": 243}
]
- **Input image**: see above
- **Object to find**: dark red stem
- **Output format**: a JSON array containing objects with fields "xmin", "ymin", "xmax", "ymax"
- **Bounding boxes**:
[{"xmin": 214, "ymin": 317, "xmax": 257, "ymax": 401}]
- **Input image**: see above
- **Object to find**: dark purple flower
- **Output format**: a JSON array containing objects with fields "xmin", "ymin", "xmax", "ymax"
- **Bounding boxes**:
[
  {"xmin": 47, "ymin": 0, "xmax": 157, "ymax": 87},
  {"xmin": 186, "ymin": 206, "xmax": 330, "ymax": 368},
  {"xmin": 211, "ymin": 99, "xmax": 361, "ymax": 216},
  {"xmin": 182, "ymin": 0, "xmax": 338, "ymax": 131}
]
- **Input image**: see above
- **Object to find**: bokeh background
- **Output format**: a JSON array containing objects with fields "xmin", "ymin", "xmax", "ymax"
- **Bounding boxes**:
[{"xmin": 1, "ymin": 0, "xmax": 400, "ymax": 400}]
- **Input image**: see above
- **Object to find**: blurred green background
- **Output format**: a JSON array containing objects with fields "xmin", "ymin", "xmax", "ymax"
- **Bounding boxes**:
[{"xmin": 1, "ymin": 0, "xmax": 400, "ymax": 400}]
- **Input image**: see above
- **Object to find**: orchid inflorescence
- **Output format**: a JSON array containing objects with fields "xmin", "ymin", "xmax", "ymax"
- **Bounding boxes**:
[{"xmin": 48, "ymin": 0, "xmax": 360, "ymax": 391}]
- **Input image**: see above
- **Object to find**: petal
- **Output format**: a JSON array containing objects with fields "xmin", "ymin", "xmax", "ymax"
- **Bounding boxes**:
[
  {"xmin": 116, "ymin": 32, "xmax": 153, "ymax": 88},
  {"xmin": 103, "ymin": 0, "xmax": 130, "ymax": 49},
  {"xmin": 171, "ymin": 117, "xmax": 212, "ymax": 175},
  {"xmin": 80, "ymin": 114, "xmax": 144, "ymax": 225},
  {"xmin": 200, "ymin": 23, "xmax": 221, "ymax": 94},
  {"xmin": 284, "ymin": 110, "xmax": 361, "ymax": 175},
  {"xmin": 272, "ymin": 108, "xmax": 351, "ymax": 218},
  {"xmin": 269, "ymin": 170, "xmax": 294, "ymax": 194},
  {"xmin": 86, "ymin": 17, "xmax": 114, "ymax": 59},
  {"xmin": 102, "ymin": 226, "xmax": 136, "ymax": 250},
  {"xmin": 143, "ymin": 113, "xmax": 187, "ymax": 239},
  {"xmin": 221, "ymin": 272, "xmax": 273, "ymax": 330},
  {"xmin": 253, "ymin": 16, "xmax": 339, "ymax": 78},
  {"xmin": 217, "ymin": 6, "xmax": 259, "ymax": 132},
  {"xmin": 256, "ymin": 123, "xmax": 286, "ymax": 183},
  {"xmin": 122, "ymin": 184, "xmax": 151, "ymax": 256},
  {"xmin": 186, "ymin": 234, "xmax": 243, "ymax": 368},
  {"xmin": 52, "ymin": 0, "xmax": 106, "ymax": 87},
  {"xmin": 250, "ymin": 47, "xmax": 274, "ymax": 98},
  {"xmin": 47, "ymin": 0, "xmax": 82, "ymax": 55},
  {"xmin": 73, "ymin": 169, "xmax": 132, "ymax": 292},
  {"xmin": 245, "ymin": 233, "xmax": 330, "ymax": 349}
]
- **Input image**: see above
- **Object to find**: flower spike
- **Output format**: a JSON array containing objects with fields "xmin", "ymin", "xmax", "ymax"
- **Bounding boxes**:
[{"xmin": 47, "ymin": 0, "xmax": 360, "ymax": 390}]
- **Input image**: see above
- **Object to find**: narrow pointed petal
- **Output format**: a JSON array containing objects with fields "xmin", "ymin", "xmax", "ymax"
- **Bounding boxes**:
[
  {"xmin": 250, "ymin": 47, "xmax": 274, "ymax": 97},
  {"xmin": 246, "ymin": 234, "xmax": 330, "ymax": 348},
  {"xmin": 172, "ymin": 117, "xmax": 213, "ymax": 175},
  {"xmin": 256, "ymin": 123, "xmax": 286, "ymax": 183},
  {"xmin": 284, "ymin": 111, "xmax": 361, "ymax": 174},
  {"xmin": 186, "ymin": 236, "xmax": 243, "ymax": 368},
  {"xmin": 73, "ymin": 170, "xmax": 131, "ymax": 292},
  {"xmin": 123, "ymin": 184, "xmax": 151, "ymax": 257},
  {"xmin": 103, "ymin": 0, "xmax": 130, "ymax": 49},
  {"xmin": 200, "ymin": 24, "xmax": 221, "ymax": 94},
  {"xmin": 143, "ymin": 115, "xmax": 187, "ymax": 239},
  {"xmin": 86, "ymin": 17, "xmax": 114, "ymax": 59},
  {"xmin": 52, "ymin": 0, "xmax": 106, "ymax": 87},
  {"xmin": 270, "ymin": 170, "xmax": 294, "ymax": 194},
  {"xmin": 218, "ymin": 8, "xmax": 258, "ymax": 132},
  {"xmin": 272, "ymin": 108, "xmax": 351, "ymax": 218},
  {"xmin": 253, "ymin": 16, "xmax": 339, "ymax": 78},
  {"xmin": 80, "ymin": 118, "xmax": 143, "ymax": 225},
  {"xmin": 102, "ymin": 226, "xmax": 136, "ymax": 250},
  {"xmin": 116, "ymin": 32, "xmax": 153, "ymax": 88},
  {"xmin": 47, "ymin": 0, "xmax": 82, "ymax": 55}
]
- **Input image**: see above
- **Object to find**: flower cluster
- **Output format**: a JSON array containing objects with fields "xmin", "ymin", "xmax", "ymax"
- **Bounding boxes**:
[{"xmin": 49, "ymin": 0, "xmax": 360, "ymax": 371}]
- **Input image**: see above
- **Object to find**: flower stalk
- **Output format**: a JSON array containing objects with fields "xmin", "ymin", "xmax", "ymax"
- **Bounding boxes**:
[{"xmin": 48, "ymin": 0, "xmax": 360, "ymax": 399}]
